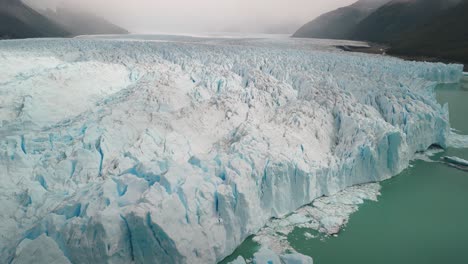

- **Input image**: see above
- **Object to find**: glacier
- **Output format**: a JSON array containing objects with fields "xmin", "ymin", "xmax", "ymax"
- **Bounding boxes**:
[{"xmin": 0, "ymin": 35, "xmax": 463, "ymax": 264}]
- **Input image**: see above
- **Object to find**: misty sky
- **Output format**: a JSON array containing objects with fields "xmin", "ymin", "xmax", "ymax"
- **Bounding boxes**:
[{"xmin": 26, "ymin": 0, "xmax": 358, "ymax": 33}]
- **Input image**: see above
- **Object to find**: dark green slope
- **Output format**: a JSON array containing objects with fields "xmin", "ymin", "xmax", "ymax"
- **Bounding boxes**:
[
  {"xmin": 353, "ymin": 0, "xmax": 462, "ymax": 43},
  {"xmin": 0, "ymin": 10, "xmax": 37, "ymax": 39},
  {"xmin": 292, "ymin": 6, "xmax": 370, "ymax": 39},
  {"xmin": 0, "ymin": 0, "xmax": 69, "ymax": 39},
  {"xmin": 294, "ymin": 0, "xmax": 468, "ymax": 66},
  {"xmin": 389, "ymin": 0, "xmax": 468, "ymax": 64},
  {"xmin": 293, "ymin": 0, "xmax": 390, "ymax": 39}
]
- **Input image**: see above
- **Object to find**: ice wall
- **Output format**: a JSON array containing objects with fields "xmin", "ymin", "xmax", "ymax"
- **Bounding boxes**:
[{"xmin": 0, "ymin": 37, "xmax": 463, "ymax": 264}]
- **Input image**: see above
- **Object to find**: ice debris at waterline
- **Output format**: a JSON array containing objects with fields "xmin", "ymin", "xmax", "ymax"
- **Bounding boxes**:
[
  {"xmin": 0, "ymin": 36, "xmax": 463, "ymax": 264},
  {"xmin": 251, "ymin": 183, "xmax": 381, "ymax": 255},
  {"xmin": 413, "ymin": 147, "xmax": 444, "ymax": 163},
  {"xmin": 227, "ymin": 249, "xmax": 313, "ymax": 264},
  {"xmin": 231, "ymin": 247, "xmax": 313, "ymax": 264}
]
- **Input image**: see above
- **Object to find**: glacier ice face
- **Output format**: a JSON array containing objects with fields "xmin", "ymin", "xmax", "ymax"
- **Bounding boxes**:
[{"xmin": 0, "ymin": 36, "xmax": 463, "ymax": 264}]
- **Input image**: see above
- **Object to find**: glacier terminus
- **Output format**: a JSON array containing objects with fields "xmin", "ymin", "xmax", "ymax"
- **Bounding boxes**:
[{"xmin": 0, "ymin": 35, "xmax": 463, "ymax": 264}]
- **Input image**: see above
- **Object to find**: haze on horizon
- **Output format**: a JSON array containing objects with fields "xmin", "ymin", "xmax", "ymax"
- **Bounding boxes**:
[{"xmin": 24, "ymin": 0, "xmax": 359, "ymax": 34}]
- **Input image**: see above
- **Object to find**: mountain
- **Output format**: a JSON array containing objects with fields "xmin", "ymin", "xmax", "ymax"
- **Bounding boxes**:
[
  {"xmin": 0, "ymin": 0, "xmax": 69, "ymax": 39},
  {"xmin": 353, "ymin": 0, "xmax": 468, "ymax": 65},
  {"xmin": 388, "ymin": 0, "xmax": 468, "ymax": 64},
  {"xmin": 293, "ymin": 0, "xmax": 391, "ymax": 39},
  {"xmin": 0, "ymin": 0, "xmax": 128, "ymax": 39},
  {"xmin": 353, "ymin": 0, "xmax": 462, "ymax": 43},
  {"xmin": 42, "ymin": 5, "xmax": 129, "ymax": 36},
  {"xmin": 294, "ymin": 0, "xmax": 468, "ymax": 66}
]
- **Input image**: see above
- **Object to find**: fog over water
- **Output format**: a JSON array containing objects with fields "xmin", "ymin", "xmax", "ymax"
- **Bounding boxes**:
[{"xmin": 24, "ymin": 0, "xmax": 359, "ymax": 33}]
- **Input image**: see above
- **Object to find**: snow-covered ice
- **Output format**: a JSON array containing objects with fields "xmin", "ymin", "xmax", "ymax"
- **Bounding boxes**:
[{"xmin": 0, "ymin": 35, "xmax": 463, "ymax": 263}]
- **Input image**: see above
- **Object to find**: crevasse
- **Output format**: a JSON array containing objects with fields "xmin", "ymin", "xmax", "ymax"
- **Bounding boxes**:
[{"xmin": 0, "ymin": 36, "xmax": 463, "ymax": 264}]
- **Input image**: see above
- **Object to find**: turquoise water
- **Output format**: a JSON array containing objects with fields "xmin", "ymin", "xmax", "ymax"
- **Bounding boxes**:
[
  {"xmin": 221, "ymin": 76, "xmax": 468, "ymax": 264},
  {"xmin": 288, "ymin": 148, "xmax": 468, "ymax": 264}
]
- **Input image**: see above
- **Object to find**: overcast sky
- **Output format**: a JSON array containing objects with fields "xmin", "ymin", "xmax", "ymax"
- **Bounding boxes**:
[{"xmin": 26, "ymin": 0, "xmax": 358, "ymax": 33}]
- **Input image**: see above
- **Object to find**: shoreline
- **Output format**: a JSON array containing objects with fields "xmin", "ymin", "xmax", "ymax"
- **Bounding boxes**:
[{"xmin": 336, "ymin": 44, "xmax": 468, "ymax": 71}]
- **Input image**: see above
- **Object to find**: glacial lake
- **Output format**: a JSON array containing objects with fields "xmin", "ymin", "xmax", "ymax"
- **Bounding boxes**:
[{"xmin": 221, "ymin": 75, "xmax": 468, "ymax": 264}]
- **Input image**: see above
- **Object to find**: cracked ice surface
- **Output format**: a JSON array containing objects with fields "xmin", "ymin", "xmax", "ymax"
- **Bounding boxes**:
[{"xmin": 0, "ymin": 36, "xmax": 463, "ymax": 264}]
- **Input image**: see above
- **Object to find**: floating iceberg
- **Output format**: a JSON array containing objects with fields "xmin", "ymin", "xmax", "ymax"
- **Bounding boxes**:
[
  {"xmin": 443, "ymin": 156, "xmax": 468, "ymax": 167},
  {"xmin": 0, "ymin": 36, "xmax": 463, "ymax": 263},
  {"xmin": 442, "ymin": 156, "xmax": 468, "ymax": 171}
]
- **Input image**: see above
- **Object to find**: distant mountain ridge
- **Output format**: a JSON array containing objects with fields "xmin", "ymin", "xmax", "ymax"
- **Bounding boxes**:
[
  {"xmin": 41, "ymin": 5, "xmax": 129, "ymax": 36},
  {"xmin": 294, "ymin": 0, "xmax": 468, "ymax": 65},
  {"xmin": 293, "ymin": 0, "xmax": 391, "ymax": 39},
  {"xmin": 0, "ymin": 0, "xmax": 69, "ymax": 39},
  {"xmin": 354, "ymin": 0, "xmax": 462, "ymax": 43},
  {"xmin": 0, "ymin": 0, "xmax": 128, "ymax": 39},
  {"xmin": 389, "ymin": 0, "xmax": 468, "ymax": 65}
]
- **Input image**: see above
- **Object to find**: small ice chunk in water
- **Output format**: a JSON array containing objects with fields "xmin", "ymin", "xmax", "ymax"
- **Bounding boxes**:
[
  {"xmin": 280, "ymin": 253, "xmax": 314, "ymax": 264},
  {"xmin": 253, "ymin": 247, "xmax": 282, "ymax": 264},
  {"xmin": 228, "ymin": 256, "xmax": 247, "ymax": 264}
]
